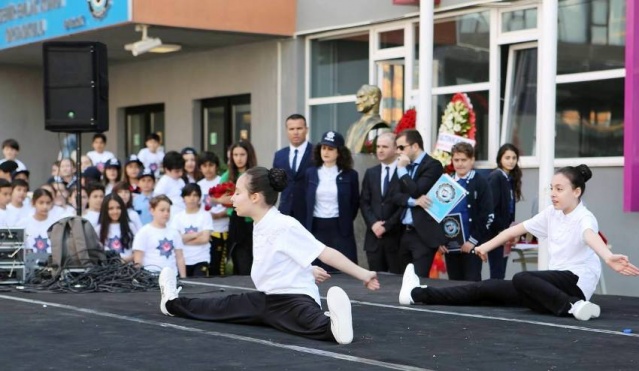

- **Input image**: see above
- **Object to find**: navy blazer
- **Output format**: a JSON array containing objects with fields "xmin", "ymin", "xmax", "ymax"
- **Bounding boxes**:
[
  {"xmin": 304, "ymin": 166, "xmax": 359, "ymax": 238},
  {"xmin": 272, "ymin": 143, "xmax": 313, "ymax": 225},
  {"xmin": 447, "ymin": 170, "xmax": 494, "ymax": 246},
  {"xmin": 360, "ymin": 164, "xmax": 402, "ymax": 252},
  {"xmin": 488, "ymin": 168, "xmax": 516, "ymax": 235}
]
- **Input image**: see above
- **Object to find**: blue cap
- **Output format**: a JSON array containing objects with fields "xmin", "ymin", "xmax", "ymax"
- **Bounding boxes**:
[
  {"xmin": 319, "ymin": 131, "xmax": 344, "ymax": 148},
  {"xmin": 104, "ymin": 158, "xmax": 121, "ymax": 169},
  {"xmin": 125, "ymin": 154, "xmax": 143, "ymax": 167},
  {"xmin": 137, "ymin": 168, "xmax": 155, "ymax": 180}
]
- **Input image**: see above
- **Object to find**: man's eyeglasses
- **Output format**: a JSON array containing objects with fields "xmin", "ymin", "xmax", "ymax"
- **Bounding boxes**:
[{"xmin": 397, "ymin": 144, "xmax": 409, "ymax": 151}]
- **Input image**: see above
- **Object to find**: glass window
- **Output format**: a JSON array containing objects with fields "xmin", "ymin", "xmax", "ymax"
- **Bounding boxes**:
[
  {"xmin": 310, "ymin": 102, "xmax": 362, "ymax": 143},
  {"xmin": 433, "ymin": 11, "xmax": 490, "ymax": 87},
  {"xmin": 433, "ymin": 91, "xmax": 489, "ymax": 161},
  {"xmin": 377, "ymin": 59, "xmax": 404, "ymax": 127},
  {"xmin": 501, "ymin": 8, "xmax": 538, "ymax": 32},
  {"xmin": 125, "ymin": 104, "xmax": 165, "ymax": 156},
  {"xmin": 311, "ymin": 33, "xmax": 370, "ymax": 98},
  {"xmin": 202, "ymin": 95, "xmax": 251, "ymax": 161},
  {"xmin": 379, "ymin": 29, "xmax": 404, "ymax": 49},
  {"xmin": 557, "ymin": 0, "xmax": 625, "ymax": 74},
  {"xmin": 555, "ymin": 78, "xmax": 623, "ymax": 158}
]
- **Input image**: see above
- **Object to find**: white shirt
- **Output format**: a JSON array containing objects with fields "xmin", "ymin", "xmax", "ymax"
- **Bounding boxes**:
[
  {"xmin": 289, "ymin": 141, "xmax": 309, "ymax": 171},
  {"xmin": 127, "ymin": 208, "xmax": 143, "ymax": 231},
  {"xmin": 6, "ymin": 203, "xmax": 34, "ymax": 227},
  {"xmin": 0, "ymin": 208, "xmax": 7, "ymax": 228},
  {"xmin": 83, "ymin": 210, "xmax": 100, "ymax": 229},
  {"xmin": 86, "ymin": 150, "xmax": 115, "ymax": 172},
  {"xmin": 379, "ymin": 162, "xmax": 397, "ymax": 194},
  {"xmin": 96, "ymin": 222, "xmax": 137, "ymax": 259},
  {"xmin": 0, "ymin": 158, "xmax": 27, "ymax": 171},
  {"xmin": 154, "ymin": 175, "xmax": 186, "ymax": 215},
  {"xmin": 252, "ymin": 207, "xmax": 326, "ymax": 306},
  {"xmin": 170, "ymin": 209, "xmax": 214, "ymax": 265},
  {"xmin": 24, "ymin": 214, "xmax": 59, "ymax": 253},
  {"xmin": 138, "ymin": 148, "xmax": 165, "ymax": 178},
  {"xmin": 198, "ymin": 177, "xmax": 230, "ymax": 232},
  {"xmin": 313, "ymin": 165, "xmax": 339, "ymax": 218},
  {"xmin": 132, "ymin": 224, "xmax": 184, "ymax": 273},
  {"xmin": 523, "ymin": 203, "xmax": 601, "ymax": 300}
]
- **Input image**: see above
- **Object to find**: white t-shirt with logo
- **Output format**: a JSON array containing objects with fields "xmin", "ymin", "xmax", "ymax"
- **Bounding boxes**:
[
  {"xmin": 138, "ymin": 148, "xmax": 165, "ymax": 178},
  {"xmin": 24, "ymin": 214, "xmax": 59, "ymax": 253},
  {"xmin": 170, "ymin": 209, "xmax": 214, "ymax": 265},
  {"xmin": 197, "ymin": 176, "xmax": 229, "ymax": 233},
  {"xmin": 132, "ymin": 224, "xmax": 184, "ymax": 273},
  {"xmin": 251, "ymin": 207, "xmax": 326, "ymax": 306},
  {"xmin": 154, "ymin": 175, "xmax": 186, "ymax": 215},
  {"xmin": 86, "ymin": 150, "xmax": 115, "ymax": 173},
  {"xmin": 96, "ymin": 222, "xmax": 137, "ymax": 259},
  {"xmin": 523, "ymin": 203, "xmax": 601, "ymax": 300}
]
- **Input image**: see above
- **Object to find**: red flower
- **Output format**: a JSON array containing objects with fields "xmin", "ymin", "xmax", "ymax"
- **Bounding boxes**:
[
  {"xmin": 394, "ymin": 108, "xmax": 417, "ymax": 134},
  {"xmin": 205, "ymin": 182, "xmax": 236, "ymax": 209}
]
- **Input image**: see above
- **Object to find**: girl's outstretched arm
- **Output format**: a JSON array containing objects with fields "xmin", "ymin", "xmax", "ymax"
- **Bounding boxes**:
[
  {"xmin": 318, "ymin": 247, "xmax": 380, "ymax": 290},
  {"xmin": 584, "ymin": 229, "xmax": 639, "ymax": 276}
]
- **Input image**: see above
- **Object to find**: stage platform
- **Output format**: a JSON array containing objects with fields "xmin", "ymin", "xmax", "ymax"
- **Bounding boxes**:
[{"xmin": 1, "ymin": 273, "xmax": 638, "ymax": 370}]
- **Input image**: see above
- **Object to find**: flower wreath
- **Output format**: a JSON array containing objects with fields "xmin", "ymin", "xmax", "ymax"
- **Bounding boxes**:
[{"xmin": 431, "ymin": 93, "xmax": 477, "ymax": 172}]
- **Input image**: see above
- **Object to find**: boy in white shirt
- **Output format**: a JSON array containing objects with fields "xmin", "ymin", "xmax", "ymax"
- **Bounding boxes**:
[
  {"xmin": 0, "ymin": 139, "xmax": 27, "ymax": 171},
  {"xmin": 153, "ymin": 151, "xmax": 185, "ymax": 216},
  {"xmin": 196, "ymin": 151, "xmax": 229, "ymax": 275},
  {"xmin": 0, "ymin": 179, "xmax": 12, "ymax": 227},
  {"xmin": 86, "ymin": 133, "xmax": 115, "ymax": 173},
  {"xmin": 138, "ymin": 133, "xmax": 165, "ymax": 178},
  {"xmin": 83, "ymin": 182, "xmax": 105, "ymax": 228},
  {"xmin": 7, "ymin": 179, "xmax": 33, "ymax": 226},
  {"xmin": 171, "ymin": 184, "xmax": 214, "ymax": 277}
]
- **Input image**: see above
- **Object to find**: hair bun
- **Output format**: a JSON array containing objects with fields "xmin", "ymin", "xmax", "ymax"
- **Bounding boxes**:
[
  {"xmin": 268, "ymin": 168, "xmax": 288, "ymax": 192},
  {"xmin": 576, "ymin": 164, "xmax": 592, "ymax": 183}
]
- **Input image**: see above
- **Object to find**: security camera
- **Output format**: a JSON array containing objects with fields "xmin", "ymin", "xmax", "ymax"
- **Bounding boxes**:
[{"xmin": 124, "ymin": 37, "xmax": 162, "ymax": 56}]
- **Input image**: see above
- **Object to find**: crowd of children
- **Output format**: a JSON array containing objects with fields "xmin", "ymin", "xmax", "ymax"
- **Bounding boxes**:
[{"xmin": 0, "ymin": 134, "xmax": 235, "ymax": 279}]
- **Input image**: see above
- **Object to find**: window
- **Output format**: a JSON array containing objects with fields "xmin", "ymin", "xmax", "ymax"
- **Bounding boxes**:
[
  {"xmin": 125, "ymin": 104, "xmax": 164, "ymax": 156},
  {"xmin": 201, "ymin": 95, "xmax": 251, "ymax": 162},
  {"xmin": 501, "ymin": 8, "xmax": 538, "ymax": 32}
]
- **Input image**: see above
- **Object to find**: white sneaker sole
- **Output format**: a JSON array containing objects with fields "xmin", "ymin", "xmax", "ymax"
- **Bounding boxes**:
[
  {"xmin": 573, "ymin": 301, "xmax": 601, "ymax": 321},
  {"xmin": 159, "ymin": 267, "xmax": 177, "ymax": 316},
  {"xmin": 327, "ymin": 287, "xmax": 353, "ymax": 345},
  {"xmin": 399, "ymin": 264, "xmax": 419, "ymax": 305}
]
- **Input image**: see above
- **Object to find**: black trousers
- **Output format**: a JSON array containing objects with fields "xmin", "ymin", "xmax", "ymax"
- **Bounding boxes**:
[
  {"xmin": 411, "ymin": 270, "xmax": 586, "ymax": 316},
  {"xmin": 445, "ymin": 252, "xmax": 482, "ymax": 282},
  {"xmin": 399, "ymin": 228, "xmax": 437, "ymax": 277},
  {"xmin": 366, "ymin": 234, "xmax": 402, "ymax": 274},
  {"xmin": 312, "ymin": 217, "xmax": 357, "ymax": 272},
  {"xmin": 166, "ymin": 292, "xmax": 335, "ymax": 341},
  {"xmin": 487, "ymin": 245, "xmax": 508, "ymax": 279},
  {"xmin": 228, "ymin": 212, "xmax": 253, "ymax": 276},
  {"xmin": 186, "ymin": 262, "xmax": 209, "ymax": 278}
]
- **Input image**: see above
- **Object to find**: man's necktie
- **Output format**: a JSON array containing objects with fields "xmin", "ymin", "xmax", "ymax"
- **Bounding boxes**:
[
  {"xmin": 382, "ymin": 166, "xmax": 390, "ymax": 197},
  {"xmin": 291, "ymin": 149, "xmax": 298, "ymax": 173}
]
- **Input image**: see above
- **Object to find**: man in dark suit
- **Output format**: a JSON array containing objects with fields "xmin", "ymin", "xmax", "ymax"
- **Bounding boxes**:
[
  {"xmin": 360, "ymin": 132, "xmax": 403, "ymax": 273},
  {"xmin": 394, "ymin": 129, "xmax": 446, "ymax": 277},
  {"xmin": 272, "ymin": 114, "xmax": 313, "ymax": 225}
]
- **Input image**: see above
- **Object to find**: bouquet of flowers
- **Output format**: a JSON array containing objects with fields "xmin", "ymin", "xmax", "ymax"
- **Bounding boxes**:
[
  {"xmin": 431, "ymin": 93, "xmax": 477, "ymax": 172},
  {"xmin": 204, "ymin": 182, "xmax": 236, "ymax": 210},
  {"xmin": 394, "ymin": 108, "xmax": 417, "ymax": 134}
]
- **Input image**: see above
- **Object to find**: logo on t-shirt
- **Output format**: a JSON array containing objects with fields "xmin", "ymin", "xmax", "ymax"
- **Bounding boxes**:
[
  {"xmin": 97, "ymin": 162, "xmax": 105, "ymax": 172},
  {"xmin": 33, "ymin": 235, "xmax": 50, "ymax": 252},
  {"xmin": 107, "ymin": 236, "xmax": 123, "ymax": 253},
  {"xmin": 156, "ymin": 238, "xmax": 175, "ymax": 258},
  {"xmin": 184, "ymin": 226, "xmax": 198, "ymax": 234},
  {"xmin": 150, "ymin": 163, "xmax": 158, "ymax": 172}
]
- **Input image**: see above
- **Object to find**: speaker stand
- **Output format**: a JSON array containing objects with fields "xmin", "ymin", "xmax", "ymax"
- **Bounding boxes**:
[{"xmin": 73, "ymin": 132, "xmax": 82, "ymax": 216}]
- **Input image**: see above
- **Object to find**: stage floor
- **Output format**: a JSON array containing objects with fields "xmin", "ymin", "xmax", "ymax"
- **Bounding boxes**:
[{"xmin": 1, "ymin": 273, "xmax": 638, "ymax": 370}]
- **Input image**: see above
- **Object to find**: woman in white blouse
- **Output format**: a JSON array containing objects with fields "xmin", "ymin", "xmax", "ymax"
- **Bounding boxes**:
[{"xmin": 399, "ymin": 164, "xmax": 639, "ymax": 321}]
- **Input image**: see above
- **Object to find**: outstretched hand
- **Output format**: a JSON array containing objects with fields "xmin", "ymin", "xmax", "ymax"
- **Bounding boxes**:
[
  {"xmin": 605, "ymin": 254, "xmax": 639, "ymax": 276},
  {"xmin": 363, "ymin": 271, "xmax": 380, "ymax": 291},
  {"xmin": 474, "ymin": 245, "xmax": 488, "ymax": 262},
  {"xmin": 312, "ymin": 266, "xmax": 331, "ymax": 284}
]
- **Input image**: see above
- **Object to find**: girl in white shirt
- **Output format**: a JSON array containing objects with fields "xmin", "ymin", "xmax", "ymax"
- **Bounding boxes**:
[
  {"xmin": 158, "ymin": 167, "xmax": 379, "ymax": 344},
  {"xmin": 171, "ymin": 183, "xmax": 214, "ymax": 277},
  {"xmin": 103, "ymin": 158, "xmax": 122, "ymax": 195},
  {"xmin": 97, "ymin": 193, "xmax": 137, "ymax": 262},
  {"xmin": 24, "ymin": 189, "xmax": 58, "ymax": 253},
  {"xmin": 400, "ymin": 164, "xmax": 639, "ymax": 321},
  {"xmin": 113, "ymin": 181, "xmax": 143, "ymax": 231},
  {"xmin": 133, "ymin": 195, "xmax": 186, "ymax": 277}
]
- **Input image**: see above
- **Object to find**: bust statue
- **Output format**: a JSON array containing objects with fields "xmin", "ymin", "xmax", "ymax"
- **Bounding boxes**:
[{"xmin": 345, "ymin": 85, "xmax": 391, "ymax": 154}]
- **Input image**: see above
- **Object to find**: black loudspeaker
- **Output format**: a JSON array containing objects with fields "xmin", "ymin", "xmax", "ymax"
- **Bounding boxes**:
[{"xmin": 43, "ymin": 41, "xmax": 109, "ymax": 132}]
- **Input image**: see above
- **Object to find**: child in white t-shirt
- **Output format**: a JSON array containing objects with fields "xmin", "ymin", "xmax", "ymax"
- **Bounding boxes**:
[
  {"xmin": 401, "ymin": 164, "xmax": 639, "ymax": 321},
  {"xmin": 83, "ymin": 182, "xmax": 104, "ymax": 228},
  {"xmin": 86, "ymin": 133, "xmax": 115, "ymax": 173},
  {"xmin": 103, "ymin": 158, "xmax": 122, "ymax": 195},
  {"xmin": 7, "ymin": 179, "xmax": 33, "ymax": 227},
  {"xmin": 23, "ymin": 189, "xmax": 58, "ymax": 253},
  {"xmin": 153, "ymin": 151, "xmax": 185, "ymax": 216},
  {"xmin": 158, "ymin": 167, "xmax": 379, "ymax": 344},
  {"xmin": 171, "ymin": 184, "xmax": 214, "ymax": 277},
  {"xmin": 0, "ymin": 179, "xmax": 12, "ymax": 228},
  {"xmin": 0, "ymin": 139, "xmax": 27, "ymax": 171},
  {"xmin": 133, "ymin": 195, "xmax": 186, "ymax": 277},
  {"xmin": 138, "ymin": 133, "xmax": 164, "ymax": 178},
  {"xmin": 96, "ymin": 193, "xmax": 137, "ymax": 263},
  {"xmin": 113, "ymin": 181, "xmax": 143, "ymax": 231}
]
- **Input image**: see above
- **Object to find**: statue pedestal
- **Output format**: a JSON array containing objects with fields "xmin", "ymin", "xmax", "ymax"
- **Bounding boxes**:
[{"xmin": 352, "ymin": 153, "xmax": 380, "ymax": 270}]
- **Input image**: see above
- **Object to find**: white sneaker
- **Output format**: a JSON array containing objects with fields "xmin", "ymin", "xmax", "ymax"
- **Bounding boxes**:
[
  {"xmin": 569, "ymin": 300, "xmax": 601, "ymax": 321},
  {"xmin": 159, "ymin": 267, "xmax": 182, "ymax": 316},
  {"xmin": 399, "ymin": 264, "xmax": 421, "ymax": 305},
  {"xmin": 327, "ymin": 286, "xmax": 353, "ymax": 345}
]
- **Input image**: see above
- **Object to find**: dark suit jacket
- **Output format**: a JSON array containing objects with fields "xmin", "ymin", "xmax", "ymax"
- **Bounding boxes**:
[
  {"xmin": 273, "ymin": 143, "xmax": 313, "ymax": 225},
  {"xmin": 393, "ymin": 153, "xmax": 447, "ymax": 250},
  {"xmin": 487, "ymin": 168, "xmax": 516, "ymax": 236},
  {"xmin": 304, "ymin": 167, "xmax": 359, "ymax": 238},
  {"xmin": 447, "ymin": 170, "xmax": 494, "ymax": 246},
  {"xmin": 360, "ymin": 164, "xmax": 402, "ymax": 253}
]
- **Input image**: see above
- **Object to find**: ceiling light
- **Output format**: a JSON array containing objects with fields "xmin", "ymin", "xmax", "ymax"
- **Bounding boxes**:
[
  {"xmin": 124, "ymin": 25, "xmax": 181, "ymax": 56},
  {"xmin": 150, "ymin": 44, "xmax": 182, "ymax": 53}
]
